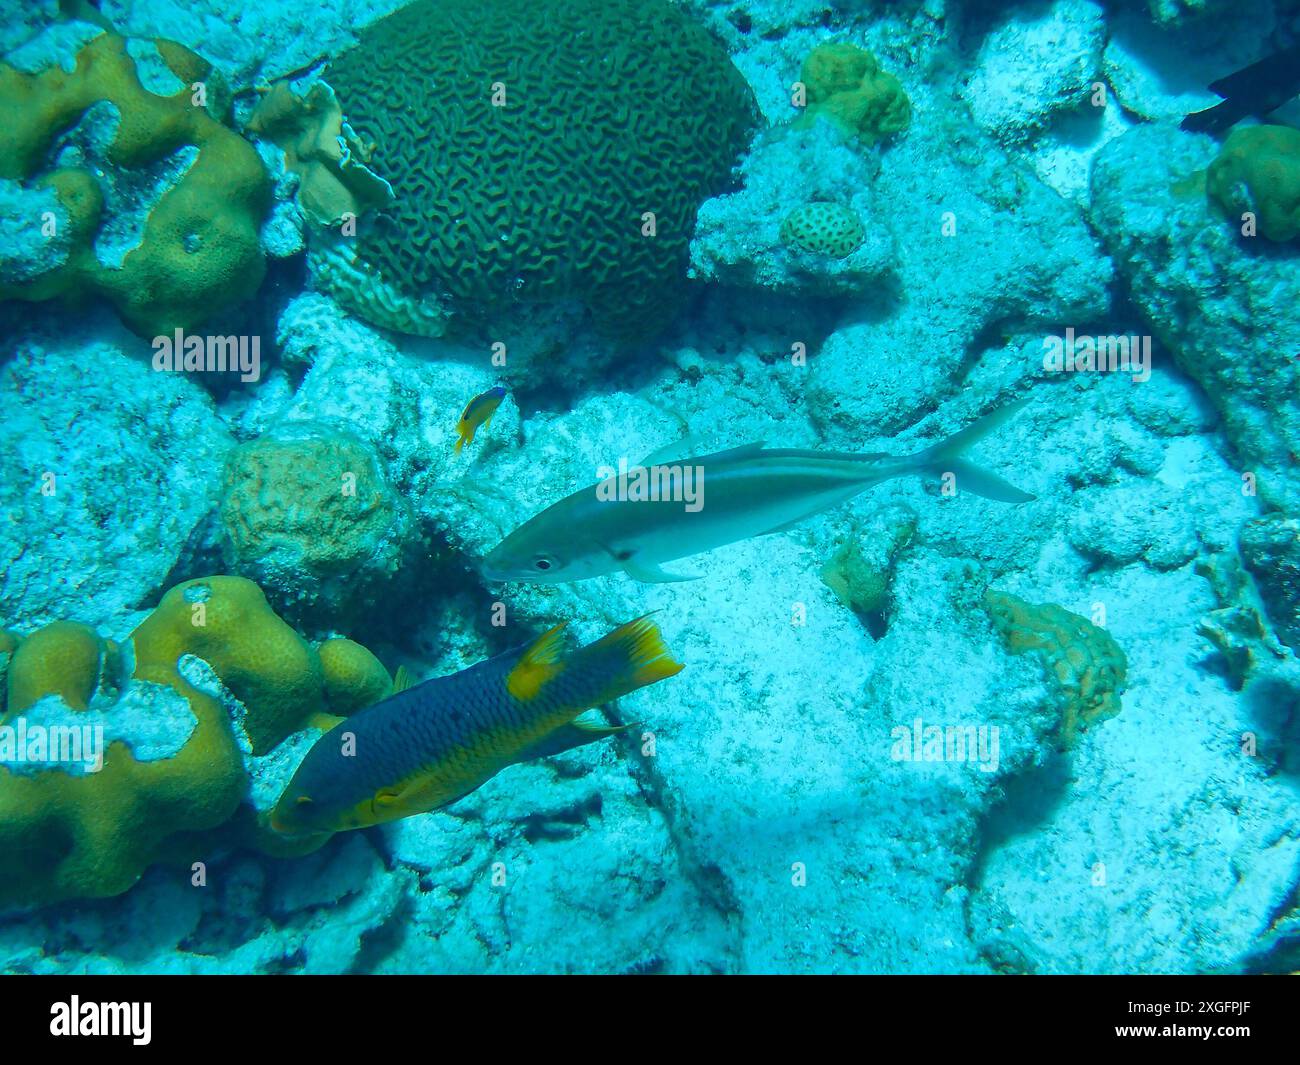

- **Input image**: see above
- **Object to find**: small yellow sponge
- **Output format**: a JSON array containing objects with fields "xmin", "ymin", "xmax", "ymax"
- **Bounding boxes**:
[{"xmin": 984, "ymin": 589, "xmax": 1127, "ymax": 749}]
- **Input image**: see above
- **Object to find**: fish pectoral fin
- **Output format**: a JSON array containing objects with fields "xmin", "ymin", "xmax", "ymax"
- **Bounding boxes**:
[
  {"xmin": 506, "ymin": 622, "xmax": 569, "ymax": 701},
  {"xmin": 515, "ymin": 719, "xmax": 634, "ymax": 764},
  {"xmin": 624, "ymin": 557, "xmax": 701, "ymax": 583},
  {"xmin": 392, "ymin": 665, "xmax": 416, "ymax": 693},
  {"xmin": 762, "ymin": 514, "xmax": 818, "ymax": 537},
  {"xmin": 640, "ymin": 434, "xmax": 704, "ymax": 466}
]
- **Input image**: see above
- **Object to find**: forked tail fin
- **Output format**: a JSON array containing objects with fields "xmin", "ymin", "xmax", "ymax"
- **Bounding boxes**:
[
  {"xmin": 567, "ymin": 615, "xmax": 685, "ymax": 707},
  {"xmin": 910, "ymin": 399, "xmax": 1036, "ymax": 504}
]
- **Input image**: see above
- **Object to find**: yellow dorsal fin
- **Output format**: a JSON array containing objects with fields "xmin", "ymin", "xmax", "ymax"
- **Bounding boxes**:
[
  {"xmin": 392, "ymin": 665, "xmax": 415, "ymax": 693},
  {"xmin": 506, "ymin": 622, "xmax": 568, "ymax": 702}
]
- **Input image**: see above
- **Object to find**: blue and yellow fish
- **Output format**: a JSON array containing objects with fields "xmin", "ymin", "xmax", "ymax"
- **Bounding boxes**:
[
  {"xmin": 454, "ymin": 385, "xmax": 507, "ymax": 454},
  {"xmin": 269, "ymin": 617, "xmax": 683, "ymax": 835}
]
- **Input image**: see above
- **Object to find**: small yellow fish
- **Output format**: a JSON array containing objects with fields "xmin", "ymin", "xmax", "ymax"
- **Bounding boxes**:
[{"xmin": 454, "ymin": 386, "xmax": 507, "ymax": 454}]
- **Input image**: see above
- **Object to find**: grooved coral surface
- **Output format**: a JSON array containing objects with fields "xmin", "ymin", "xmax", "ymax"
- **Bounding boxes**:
[
  {"xmin": 218, "ymin": 425, "xmax": 417, "ymax": 629},
  {"xmin": 323, "ymin": 0, "xmax": 757, "ymax": 335}
]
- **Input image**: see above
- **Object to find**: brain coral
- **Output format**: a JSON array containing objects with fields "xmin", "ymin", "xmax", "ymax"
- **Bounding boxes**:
[
  {"xmin": 1206, "ymin": 124, "xmax": 1300, "ymax": 242},
  {"xmin": 322, "ymin": 0, "xmax": 756, "ymax": 336},
  {"xmin": 0, "ymin": 30, "xmax": 270, "ymax": 335},
  {"xmin": 781, "ymin": 202, "xmax": 866, "ymax": 258},
  {"xmin": 218, "ymin": 424, "xmax": 417, "ymax": 629}
]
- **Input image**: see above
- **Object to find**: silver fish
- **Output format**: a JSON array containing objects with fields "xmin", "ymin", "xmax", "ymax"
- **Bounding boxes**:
[{"xmin": 482, "ymin": 400, "xmax": 1034, "ymax": 584}]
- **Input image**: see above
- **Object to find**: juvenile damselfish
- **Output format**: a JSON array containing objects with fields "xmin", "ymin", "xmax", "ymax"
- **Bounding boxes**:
[
  {"xmin": 269, "ymin": 616, "xmax": 683, "ymax": 835},
  {"xmin": 454, "ymin": 385, "xmax": 507, "ymax": 454}
]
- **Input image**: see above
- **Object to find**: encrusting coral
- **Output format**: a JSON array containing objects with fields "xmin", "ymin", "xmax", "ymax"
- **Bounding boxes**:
[
  {"xmin": 983, "ymin": 589, "xmax": 1127, "ymax": 749},
  {"xmin": 781, "ymin": 202, "xmax": 867, "ymax": 258},
  {"xmin": 1206, "ymin": 125, "xmax": 1300, "ymax": 243},
  {"xmin": 0, "ymin": 576, "xmax": 389, "ymax": 909},
  {"xmin": 819, "ymin": 506, "xmax": 917, "ymax": 621},
  {"xmin": 0, "ymin": 30, "xmax": 270, "ymax": 334},
  {"xmin": 795, "ymin": 42, "xmax": 911, "ymax": 146}
]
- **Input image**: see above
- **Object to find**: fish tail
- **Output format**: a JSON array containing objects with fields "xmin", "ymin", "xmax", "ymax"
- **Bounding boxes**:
[
  {"xmin": 454, "ymin": 434, "xmax": 466, "ymax": 454},
  {"xmin": 910, "ymin": 399, "xmax": 1036, "ymax": 503},
  {"xmin": 565, "ymin": 615, "xmax": 684, "ymax": 707}
]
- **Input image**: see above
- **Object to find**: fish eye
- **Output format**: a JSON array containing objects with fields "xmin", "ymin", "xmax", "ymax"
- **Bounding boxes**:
[{"xmin": 533, "ymin": 555, "xmax": 555, "ymax": 572}]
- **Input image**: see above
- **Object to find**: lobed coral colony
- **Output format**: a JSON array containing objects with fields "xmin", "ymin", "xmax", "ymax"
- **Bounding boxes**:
[
  {"xmin": 0, "ymin": 30, "xmax": 269, "ymax": 334},
  {"xmin": 0, "ymin": 577, "xmax": 361, "ymax": 908},
  {"xmin": 0, "ymin": 0, "xmax": 1298, "ymax": 976}
]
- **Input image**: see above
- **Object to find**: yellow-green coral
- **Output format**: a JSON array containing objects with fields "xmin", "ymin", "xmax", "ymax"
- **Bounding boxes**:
[
  {"xmin": 1206, "ymin": 125, "xmax": 1300, "ymax": 242},
  {"xmin": 132, "ymin": 576, "xmax": 324, "ymax": 754},
  {"xmin": 781, "ymin": 202, "xmax": 866, "ymax": 258},
  {"xmin": 5, "ymin": 621, "xmax": 120, "ymax": 715},
  {"xmin": 0, "ymin": 31, "xmax": 270, "ymax": 335},
  {"xmin": 796, "ymin": 42, "xmax": 911, "ymax": 145},
  {"xmin": 984, "ymin": 589, "xmax": 1127, "ymax": 749},
  {"xmin": 0, "ymin": 576, "xmax": 389, "ymax": 908},
  {"xmin": 319, "ymin": 637, "xmax": 392, "ymax": 715},
  {"xmin": 819, "ymin": 507, "xmax": 917, "ymax": 618}
]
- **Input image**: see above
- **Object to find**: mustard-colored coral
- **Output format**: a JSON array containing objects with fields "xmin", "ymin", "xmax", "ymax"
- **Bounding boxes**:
[
  {"xmin": 132, "ymin": 576, "xmax": 325, "ymax": 754},
  {"xmin": 5, "ymin": 621, "xmax": 120, "ymax": 715},
  {"xmin": 0, "ymin": 31, "xmax": 270, "ymax": 335},
  {"xmin": 984, "ymin": 589, "xmax": 1127, "ymax": 749},
  {"xmin": 319, "ymin": 637, "xmax": 392, "ymax": 715},
  {"xmin": 0, "ymin": 576, "xmax": 389, "ymax": 908},
  {"xmin": 796, "ymin": 42, "xmax": 911, "ymax": 145},
  {"xmin": 781, "ymin": 202, "xmax": 866, "ymax": 258},
  {"xmin": 1206, "ymin": 125, "xmax": 1300, "ymax": 243}
]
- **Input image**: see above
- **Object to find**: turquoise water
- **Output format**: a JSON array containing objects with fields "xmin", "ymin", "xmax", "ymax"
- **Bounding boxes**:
[{"xmin": 0, "ymin": 0, "xmax": 1298, "ymax": 974}]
